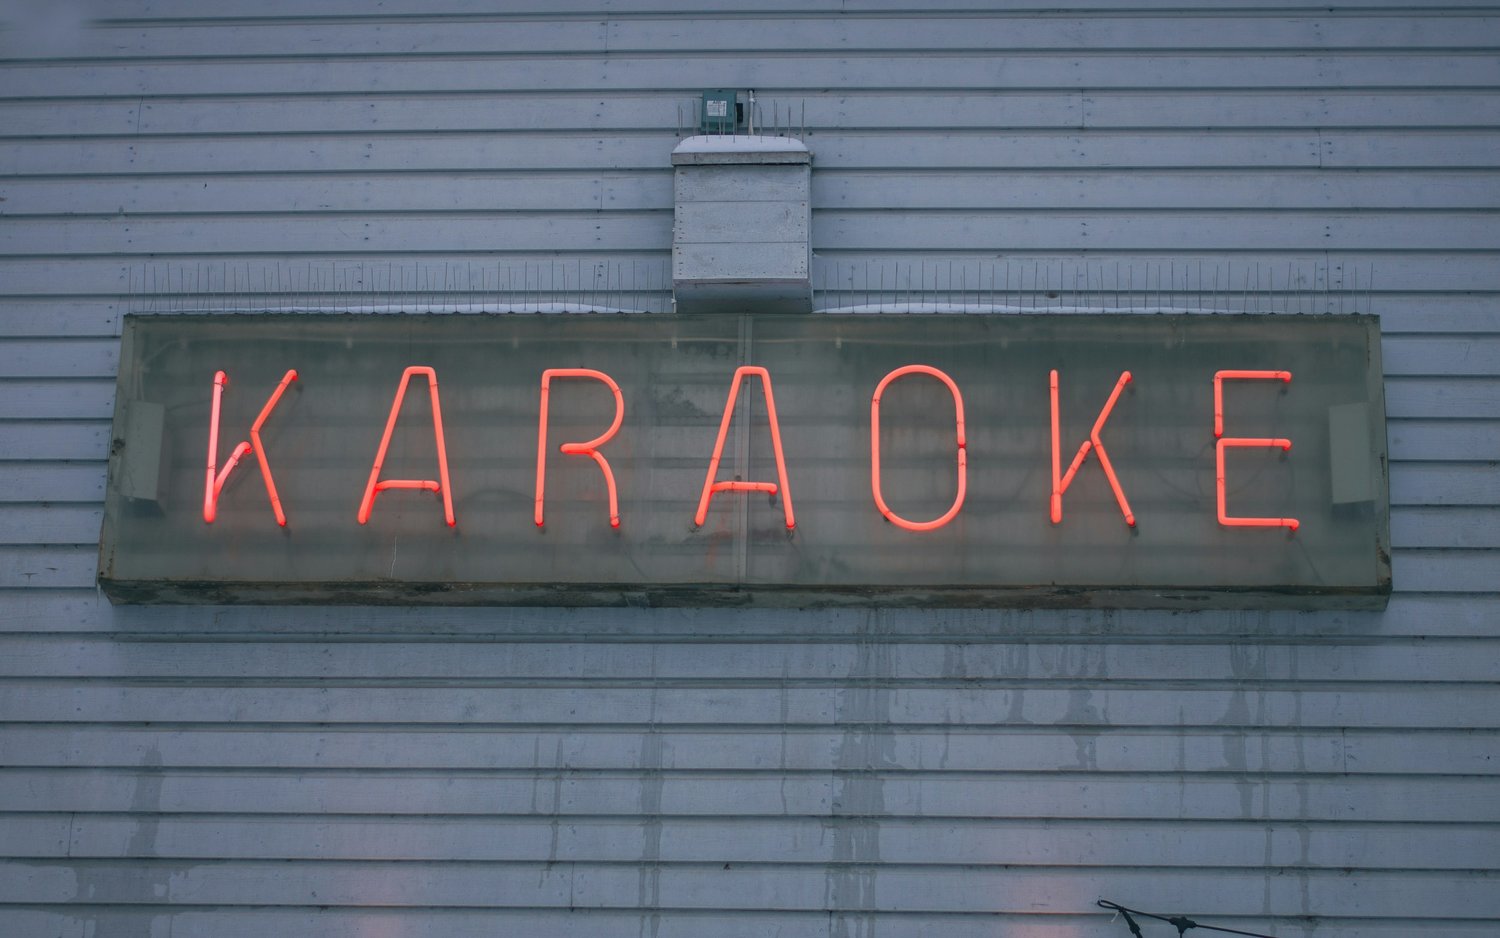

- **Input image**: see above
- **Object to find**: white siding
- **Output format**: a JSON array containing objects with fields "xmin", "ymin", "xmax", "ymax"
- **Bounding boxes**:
[{"xmin": 1, "ymin": 3, "xmax": 1497, "ymax": 936}]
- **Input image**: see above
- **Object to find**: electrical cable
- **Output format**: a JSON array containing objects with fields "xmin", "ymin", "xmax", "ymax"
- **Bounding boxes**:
[{"xmin": 1098, "ymin": 899, "xmax": 1280, "ymax": 938}]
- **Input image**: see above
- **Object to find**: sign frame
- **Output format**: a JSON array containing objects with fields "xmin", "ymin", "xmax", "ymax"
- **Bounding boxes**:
[{"xmin": 98, "ymin": 312, "xmax": 1392, "ymax": 609}]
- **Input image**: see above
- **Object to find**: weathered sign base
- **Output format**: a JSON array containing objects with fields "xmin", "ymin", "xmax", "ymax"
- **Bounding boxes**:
[{"xmin": 97, "ymin": 578, "xmax": 1391, "ymax": 610}]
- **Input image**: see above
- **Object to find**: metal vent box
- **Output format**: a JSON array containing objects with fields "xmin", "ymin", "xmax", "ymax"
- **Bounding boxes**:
[{"xmin": 671, "ymin": 135, "xmax": 812, "ymax": 314}]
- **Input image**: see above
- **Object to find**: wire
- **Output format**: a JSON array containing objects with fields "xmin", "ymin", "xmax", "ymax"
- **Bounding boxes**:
[{"xmin": 1098, "ymin": 899, "xmax": 1280, "ymax": 938}]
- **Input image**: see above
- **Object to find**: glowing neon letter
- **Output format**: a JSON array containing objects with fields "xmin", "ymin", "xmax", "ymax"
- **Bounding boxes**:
[
  {"xmin": 357, "ymin": 366, "xmax": 455, "ymax": 527},
  {"xmin": 694, "ymin": 366, "xmax": 795, "ymax": 530},
  {"xmin": 203, "ymin": 368, "xmax": 298, "ymax": 526},
  {"xmin": 1050, "ymin": 369, "xmax": 1135, "ymax": 526},
  {"xmin": 1214, "ymin": 370, "xmax": 1298, "ymax": 532},
  {"xmin": 870, "ymin": 365, "xmax": 967, "ymax": 531},
  {"xmin": 535, "ymin": 368, "xmax": 624, "ymax": 529},
  {"xmin": 1214, "ymin": 370, "xmax": 1292, "ymax": 439}
]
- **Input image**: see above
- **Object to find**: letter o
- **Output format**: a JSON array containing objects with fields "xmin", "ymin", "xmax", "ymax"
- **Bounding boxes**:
[{"xmin": 870, "ymin": 365, "xmax": 967, "ymax": 532}]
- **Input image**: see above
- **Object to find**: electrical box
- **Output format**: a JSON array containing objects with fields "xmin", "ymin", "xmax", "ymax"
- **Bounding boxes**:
[{"xmin": 699, "ymin": 90, "xmax": 741, "ymax": 134}]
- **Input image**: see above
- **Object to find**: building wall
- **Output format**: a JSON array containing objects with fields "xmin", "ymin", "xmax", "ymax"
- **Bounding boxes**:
[{"xmin": 1, "ymin": 2, "xmax": 1497, "ymax": 935}]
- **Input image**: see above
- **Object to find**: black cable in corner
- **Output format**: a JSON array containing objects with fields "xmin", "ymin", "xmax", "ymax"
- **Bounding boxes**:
[{"xmin": 1098, "ymin": 898, "xmax": 1280, "ymax": 938}]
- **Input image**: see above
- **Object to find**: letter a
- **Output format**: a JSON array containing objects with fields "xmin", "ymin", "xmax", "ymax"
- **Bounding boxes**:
[
  {"xmin": 1050, "ymin": 369, "xmax": 1135, "ymax": 527},
  {"xmin": 358, "ymin": 366, "xmax": 456, "ymax": 527},
  {"xmin": 695, "ymin": 366, "xmax": 796, "ymax": 529},
  {"xmin": 203, "ymin": 368, "xmax": 298, "ymax": 526}
]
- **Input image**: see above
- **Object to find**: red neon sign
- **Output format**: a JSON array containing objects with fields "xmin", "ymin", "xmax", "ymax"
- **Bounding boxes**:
[
  {"xmin": 869, "ymin": 365, "xmax": 968, "ymax": 531},
  {"xmin": 534, "ymin": 368, "xmax": 625, "ymax": 529},
  {"xmin": 694, "ymin": 366, "xmax": 796, "ymax": 529},
  {"xmin": 1050, "ymin": 369, "xmax": 1136, "ymax": 526},
  {"xmin": 203, "ymin": 368, "xmax": 298, "ymax": 526},
  {"xmin": 1214, "ymin": 370, "xmax": 1299, "ymax": 532},
  {"xmin": 357, "ymin": 366, "xmax": 456, "ymax": 527}
]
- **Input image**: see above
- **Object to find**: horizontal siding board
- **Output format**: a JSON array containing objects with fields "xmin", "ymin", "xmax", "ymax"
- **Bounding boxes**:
[
  {"xmin": 78, "ymin": 0, "xmax": 1500, "ymax": 15},
  {"xmin": 10, "ymin": 91, "xmax": 1500, "ymax": 139},
  {"xmin": 9, "ymin": 170, "xmax": 1500, "ymax": 216},
  {"xmin": 0, "ymin": 213, "xmax": 676, "ymax": 256},
  {"xmin": 1391, "ymin": 549, "xmax": 1500, "ymax": 592},
  {"xmin": 7, "ymin": 815, "xmax": 1487, "ymax": 869},
  {"xmin": 0, "ymin": 506, "xmax": 103, "ymax": 546},
  {"xmin": 3, "ymin": 637, "xmax": 1496, "ymax": 683},
  {"xmin": 8, "ymin": 130, "xmax": 1499, "ymax": 176},
  {"xmin": 814, "ymin": 211, "xmax": 1500, "ymax": 251},
  {"xmin": 1078, "ymin": 89, "xmax": 1500, "ymax": 128},
  {"xmin": 6, "ymin": 16, "xmax": 1498, "ymax": 61},
  {"xmin": 0, "ymin": 303, "xmax": 120, "ymax": 338},
  {"xmin": 1388, "ymin": 419, "xmax": 1500, "ymax": 461},
  {"xmin": 1, "ymin": 54, "xmax": 1496, "ymax": 98},
  {"xmin": 5, "ymin": 210, "xmax": 1499, "ymax": 255},
  {"xmin": 1390, "ymin": 465, "xmax": 1500, "ymax": 506},
  {"xmin": 0, "ymin": 913, "xmax": 1487, "ymax": 938},
  {"xmin": 2, "ymin": 727, "xmax": 1493, "ymax": 775},
  {"xmin": 821, "ymin": 171, "xmax": 1500, "ymax": 211},
  {"xmin": 1391, "ymin": 506, "xmax": 1500, "ymax": 548},
  {"xmin": 0, "ymin": 339, "xmax": 119, "ymax": 379},
  {"xmin": 0, "ymin": 546, "xmax": 96, "ymax": 588},
  {"xmin": 1383, "ymin": 378, "xmax": 1500, "ymax": 419},
  {"xmin": 0, "ymin": 174, "xmax": 669, "ymax": 215},
  {"xmin": 1, "ymin": 770, "xmax": 1496, "ymax": 822},
  {"xmin": 0, "ymin": 380, "xmax": 115, "ymax": 420},
  {"xmin": 0, "ymin": 861, "xmax": 1497, "ymax": 918},
  {"xmin": 6, "ymin": 257, "xmax": 1500, "ymax": 301},
  {"xmin": 1383, "ymin": 336, "xmax": 1500, "ymax": 376},
  {"xmin": 1, "ymin": 683, "xmax": 1494, "ymax": 729},
  {"xmin": 0, "ymin": 421, "xmax": 112, "ymax": 460}
]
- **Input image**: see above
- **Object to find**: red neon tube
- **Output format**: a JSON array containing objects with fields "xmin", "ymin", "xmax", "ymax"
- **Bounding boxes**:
[
  {"xmin": 1217, "ymin": 438, "xmax": 1299, "ymax": 531},
  {"xmin": 869, "ymin": 365, "xmax": 967, "ymax": 532},
  {"xmin": 203, "ymin": 369, "xmax": 298, "ymax": 525},
  {"xmin": 1214, "ymin": 370, "xmax": 1298, "ymax": 532},
  {"xmin": 357, "ymin": 366, "xmax": 456, "ymax": 527},
  {"xmin": 1050, "ymin": 369, "xmax": 1136, "ymax": 526},
  {"xmin": 1214, "ymin": 369, "xmax": 1291, "ymax": 438},
  {"xmin": 694, "ymin": 366, "xmax": 796, "ymax": 529},
  {"xmin": 535, "ymin": 368, "xmax": 625, "ymax": 529}
]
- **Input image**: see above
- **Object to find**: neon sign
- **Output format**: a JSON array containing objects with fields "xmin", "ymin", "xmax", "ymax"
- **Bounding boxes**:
[{"xmin": 100, "ymin": 313, "xmax": 1390, "ymax": 608}]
